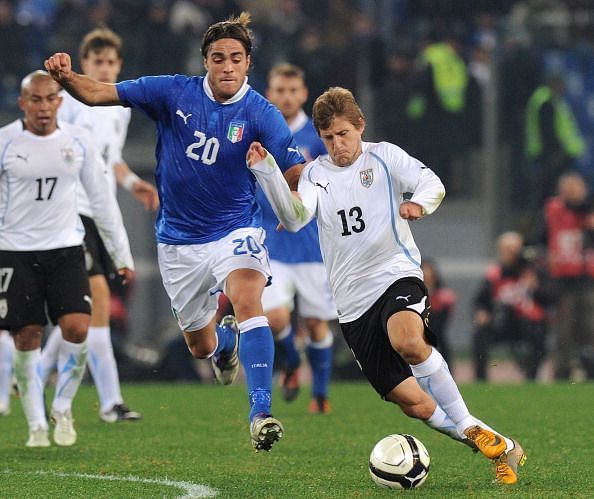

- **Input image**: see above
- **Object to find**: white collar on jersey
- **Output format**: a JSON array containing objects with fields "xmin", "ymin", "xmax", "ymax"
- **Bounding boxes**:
[
  {"xmin": 287, "ymin": 109, "xmax": 308, "ymax": 134},
  {"xmin": 203, "ymin": 74, "xmax": 250, "ymax": 104}
]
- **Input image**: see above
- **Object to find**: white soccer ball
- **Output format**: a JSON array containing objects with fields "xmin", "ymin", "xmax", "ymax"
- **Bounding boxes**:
[{"xmin": 368, "ymin": 434, "xmax": 431, "ymax": 489}]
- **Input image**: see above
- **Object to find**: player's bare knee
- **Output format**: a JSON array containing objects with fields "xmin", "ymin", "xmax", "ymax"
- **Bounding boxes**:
[
  {"xmin": 391, "ymin": 334, "xmax": 426, "ymax": 363},
  {"xmin": 266, "ymin": 308, "xmax": 290, "ymax": 335},
  {"xmin": 60, "ymin": 324, "xmax": 88, "ymax": 343},
  {"xmin": 304, "ymin": 318, "xmax": 328, "ymax": 342},
  {"xmin": 58, "ymin": 312, "xmax": 90, "ymax": 343},
  {"xmin": 12, "ymin": 326, "xmax": 43, "ymax": 350}
]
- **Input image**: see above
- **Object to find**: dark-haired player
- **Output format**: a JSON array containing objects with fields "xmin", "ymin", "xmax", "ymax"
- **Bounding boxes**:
[{"xmin": 45, "ymin": 12, "xmax": 304, "ymax": 451}]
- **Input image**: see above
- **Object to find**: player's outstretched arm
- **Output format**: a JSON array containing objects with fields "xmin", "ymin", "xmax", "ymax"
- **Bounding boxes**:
[
  {"xmin": 247, "ymin": 142, "xmax": 313, "ymax": 232},
  {"xmin": 44, "ymin": 52, "xmax": 123, "ymax": 106}
]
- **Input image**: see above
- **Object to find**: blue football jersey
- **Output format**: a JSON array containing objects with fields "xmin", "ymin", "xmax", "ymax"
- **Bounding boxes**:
[
  {"xmin": 116, "ymin": 75, "xmax": 304, "ymax": 244},
  {"xmin": 256, "ymin": 112, "xmax": 327, "ymax": 263}
]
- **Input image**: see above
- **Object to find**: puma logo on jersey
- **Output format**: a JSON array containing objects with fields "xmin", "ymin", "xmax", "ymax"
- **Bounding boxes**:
[
  {"xmin": 315, "ymin": 182, "xmax": 329, "ymax": 193},
  {"xmin": 176, "ymin": 109, "xmax": 192, "ymax": 125},
  {"xmin": 287, "ymin": 147, "xmax": 299, "ymax": 153},
  {"xmin": 395, "ymin": 294, "xmax": 411, "ymax": 302},
  {"xmin": 16, "ymin": 154, "xmax": 29, "ymax": 163},
  {"xmin": 83, "ymin": 295, "xmax": 92, "ymax": 306},
  {"xmin": 406, "ymin": 296, "xmax": 427, "ymax": 315}
]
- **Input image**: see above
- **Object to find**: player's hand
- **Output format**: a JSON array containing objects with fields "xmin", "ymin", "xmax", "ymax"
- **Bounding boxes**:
[
  {"xmin": 44, "ymin": 53, "xmax": 74, "ymax": 83},
  {"xmin": 132, "ymin": 179, "xmax": 159, "ymax": 211},
  {"xmin": 246, "ymin": 141, "xmax": 268, "ymax": 167},
  {"xmin": 399, "ymin": 201, "xmax": 424, "ymax": 220},
  {"xmin": 117, "ymin": 268, "xmax": 135, "ymax": 285}
]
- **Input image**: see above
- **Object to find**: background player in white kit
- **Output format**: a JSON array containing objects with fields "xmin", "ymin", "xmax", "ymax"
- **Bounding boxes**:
[
  {"xmin": 258, "ymin": 64, "xmax": 336, "ymax": 413},
  {"xmin": 39, "ymin": 27, "xmax": 158, "ymax": 423},
  {"xmin": 0, "ymin": 71, "xmax": 134, "ymax": 447},
  {"xmin": 247, "ymin": 87, "xmax": 526, "ymax": 484}
]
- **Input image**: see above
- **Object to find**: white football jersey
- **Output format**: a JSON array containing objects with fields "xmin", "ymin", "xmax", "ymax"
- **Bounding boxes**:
[
  {"xmin": 0, "ymin": 119, "xmax": 134, "ymax": 269},
  {"xmin": 298, "ymin": 141, "xmax": 445, "ymax": 322},
  {"xmin": 59, "ymin": 92, "xmax": 131, "ymax": 216}
]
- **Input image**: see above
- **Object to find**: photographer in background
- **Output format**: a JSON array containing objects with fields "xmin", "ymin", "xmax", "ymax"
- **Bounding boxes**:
[
  {"xmin": 472, "ymin": 232, "xmax": 554, "ymax": 381},
  {"xmin": 541, "ymin": 172, "xmax": 594, "ymax": 380}
]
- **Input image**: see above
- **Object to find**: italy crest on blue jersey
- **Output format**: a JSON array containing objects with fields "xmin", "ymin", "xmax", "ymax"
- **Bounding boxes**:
[
  {"xmin": 116, "ymin": 75, "xmax": 304, "ymax": 245},
  {"xmin": 227, "ymin": 121, "xmax": 245, "ymax": 143}
]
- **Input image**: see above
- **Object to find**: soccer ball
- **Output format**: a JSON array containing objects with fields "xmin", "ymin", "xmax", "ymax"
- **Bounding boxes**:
[{"xmin": 368, "ymin": 434, "xmax": 431, "ymax": 489}]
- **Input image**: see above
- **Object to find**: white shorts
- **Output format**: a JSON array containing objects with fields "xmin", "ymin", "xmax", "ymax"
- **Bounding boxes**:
[
  {"xmin": 262, "ymin": 260, "xmax": 337, "ymax": 320},
  {"xmin": 158, "ymin": 227, "xmax": 271, "ymax": 331}
]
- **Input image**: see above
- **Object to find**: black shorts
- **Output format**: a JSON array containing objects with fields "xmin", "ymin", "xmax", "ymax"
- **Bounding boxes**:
[
  {"xmin": 81, "ymin": 215, "xmax": 116, "ymax": 278},
  {"xmin": 339, "ymin": 277, "xmax": 436, "ymax": 399},
  {"xmin": 0, "ymin": 246, "xmax": 91, "ymax": 330}
]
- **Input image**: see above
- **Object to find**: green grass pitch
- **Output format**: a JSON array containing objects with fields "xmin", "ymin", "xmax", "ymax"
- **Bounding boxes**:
[{"xmin": 2, "ymin": 381, "xmax": 594, "ymax": 498}]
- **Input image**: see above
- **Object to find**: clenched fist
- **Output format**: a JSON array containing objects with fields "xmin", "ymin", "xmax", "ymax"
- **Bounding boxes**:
[{"xmin": 44, "ymin": 53, "xmax": 74, "ymax": 84}]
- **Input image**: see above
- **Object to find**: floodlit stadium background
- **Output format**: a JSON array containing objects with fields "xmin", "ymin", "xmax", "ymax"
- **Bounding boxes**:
[{"xmin": 2, "ymin": 0, "xmax": 593, "ymax": 380}]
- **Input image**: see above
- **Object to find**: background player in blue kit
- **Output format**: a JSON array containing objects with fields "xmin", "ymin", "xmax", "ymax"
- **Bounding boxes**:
[
  {"xmin": 45, "ymin": 12, "xmax": 305, "ymax": 452},
  {"xmin": 258, "ymin": 64, "xmax": 336, "ymax": 413}
]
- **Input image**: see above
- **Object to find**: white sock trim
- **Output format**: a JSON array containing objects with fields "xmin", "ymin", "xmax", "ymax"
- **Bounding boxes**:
[
  {"xmin": 205, "ymin": 333, "xmax": 219, "ymax": 359},
  {"xmin": 410, "ymin": 347, "xmax": 443, "ymax": 378},
  {"xmin": 275, "ymin": 324, "xmax": 292, "ymax": 341},
  {"xmin": 238, "ymin": 316, "xmax": 269, "ymax": 333},
  {"xmin": 306, "ymin": 332, "xmax": 333, "ymax": 349}
]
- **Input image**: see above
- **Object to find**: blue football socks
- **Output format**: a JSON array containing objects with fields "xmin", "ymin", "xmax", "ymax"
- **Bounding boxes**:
[
  {"xmin": 307, "ymin": 337, "xmax": 333, "ymax": 398},
  {"xmin": 275, "ymin": 325, "xmax": 301, "ymax": 370},
  {"xmin": 238, "ymin": 317, "xmax": 274, "ymax": 421}
]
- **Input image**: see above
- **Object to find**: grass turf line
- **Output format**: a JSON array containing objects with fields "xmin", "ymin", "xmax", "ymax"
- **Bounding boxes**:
[{"xmin": 1, "ymin": 382, "xmax": 594, "ymax": 498}]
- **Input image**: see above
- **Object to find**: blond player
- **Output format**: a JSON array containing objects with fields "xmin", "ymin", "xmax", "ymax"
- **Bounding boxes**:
[{"xmin": 247, "ymin": 87, "xmax": 526, "ymax": 484}]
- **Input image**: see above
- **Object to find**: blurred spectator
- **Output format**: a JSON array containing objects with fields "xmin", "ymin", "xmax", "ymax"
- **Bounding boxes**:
[
  {"xmin": 541, "ymin": 172, "xmax": 594, "ymax": 379},
  {"xmin": 374, "ymin": 50, "xmax": 414, "ymax": 149},
  {"xmin": 169, "ymin": 0, "xmax": 211, "ymax": 36},
  {"xmin": 139, "ymin": 1, "xmax": 188, "ymax": 75},
  {"xmin": 499, "ymin": 31, "xmax": 541, "ymax": 209},
  {"xmin": 15, "ymin": 0, "xmax": 58, "ymax": 70},
  {"xmin": 290, "ymin": 25, "xmax": 331, "ymax": 113},
  {"xmin": 524, "ymin": 74, "xmax": 586, "ymax": 207},
  {"xmin": 472, "ymin": 231, "xmax": 554, "ymax": 381},
  {"xmin": 406, "ymin": 31, "xmax": 471, "ymax": 195},
  {"xmin": 0, "ymin": 0, "xmax": 27, "ymax": 109},
  {"xmin": 421, "ymin": 259, "xmax": 457, "ymax": 365}
]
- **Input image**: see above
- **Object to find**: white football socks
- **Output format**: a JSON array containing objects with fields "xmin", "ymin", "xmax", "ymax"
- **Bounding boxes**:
[
  {"xmin": 86, "ymin": 327, "xmax": 123, "ymax": 413},
  {"xmin": 52, "ymin": 340, "xmax": 87, "ymax": 413},
  {"xmin": 411, "ymin": 347, "xmax": 475, "ymax": 435},
  {"xmin": 39, "ymin": 325, "xmax": 61, "ymax": 385},
  {"xmin": 0, "ymin": 331, "xmax": 15, "ymax": 411},
  {"xmin": 14, "ymin": 349, "xmax": 47, "ymax": 430},
  {"xmin": 424, "ymin": 404, "xmax": 461, "ymax": 441}
]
